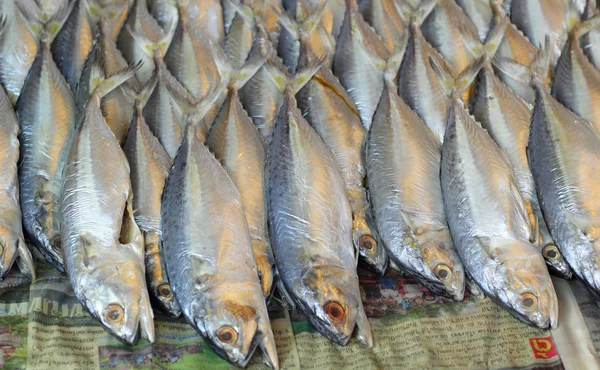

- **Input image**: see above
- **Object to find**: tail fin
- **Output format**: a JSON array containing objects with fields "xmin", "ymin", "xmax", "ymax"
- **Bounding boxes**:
[
  {"xmin": 90, "ymin": 61, "xmax": 143, "ymax": 101},
  {"xmin": 227, "ymin": 0, "xmax": 255, "ymax": 26},
  {"xmin": 460, "ymin": 16, "xmax": 509, "ymax": 60},
  {"xmin": 125, "ymin": 18, "xmax": 178, "ymax": 59},
  {"xmin": 402, "ymin": 0, "xmax": 437, "ymax": 25},
  {"xmin": 211, "ymin": 39, "xmax": 268, "ymax": 91},
  {"xmin": 430, "ymin": 55, "xmax": 485, "ymax": 97},
  {"xmin": 175, "ymin": 80, "xmax": 226, "ymax": 126},
  {"xmin": 572, "ymin": 15, "xmax": 600, "ymax": 39},
  {"xmin": 122, "ymin": 71, "xmax": 159, "ymax": 109},
  {"xmin": 274, "ymin": 0, "xmax": 327, "ymax": 40},
  {"xmin": 16, "ymin": 0, "xmax": 74, "ymax": 43},
  {"xmin": 265, "ymin": 57, "xmax": 322, "ymax": 94},
  {"xmin": 384, "ymin": 33, "xmax": 409, "ymax": 82}
]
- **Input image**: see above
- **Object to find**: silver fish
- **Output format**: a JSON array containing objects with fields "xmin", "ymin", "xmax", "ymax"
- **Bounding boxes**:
[
  {"xmin": 491, "ymin": 1, "xmax": 537, "ymax": 64},
  {"xmin": 472, "ymin": 58, "xmax": 572, "ymax": 279},
  {"xmin": 509, "ymin": 0, "xmax": 580, "ymax": 63},
  {"xmin": 224, "ymin": 0, "xmax": 256, "ymax": 69},
  {"xmin": 206, "ymin": 82, "xmax": 274, "ymax": 299},
  {"xmin": 359, "ymin": 0, "xmax": 406, "ymax": 53},
  {"xmin": 441, "ymin": 94, "xmax": 558, "ymax": 329},
  {"xmin": 0, "ymin": 0, "xmax": 40, "ymax": 105},
  {"xmin": 333, "ymin": 0, "xmax": 390, "ymax": 130},
  {"xmin": 253, "ymin": 0, "xmax": 284, "ymax": 41},
  {"xmin": 276, "ymin": 0, "xmax": 336, "ymax": 73},
  {"xmin": 118, "ymin": 0, "xmax": 169, "ymax": 84},
  {"xmin": 16, "ymin": 3, "xmax": 75, "ymax": 271},
  {"xmin": 124, "ymin": 25, "xmax": 194, "ymax": 159},
  {"xmin": 529, "ymin": 77, "xmax": 600, "ymax": 299},
  {"xmin": 552, "ymin": 18, "xmax": 600, "ymax": 133},
  {"xmin": 77, "ymin": 17, "xmax": 139, "ymax": 144},
  {"xmin": 368, "ymin": 77, "xmax": 464, "ymax": 300},
  {"xmin": 454, "ymin": 0, "xmax": 493, "ymax": 42},
  {"xmin": 178, "ymin": 0, "xmax": 225, "ymax": 46},
  {"xmin": 0, "ymin": 27, "xmax": 35, "ymax": 280},
  {"xmin": 122, "ymin": 74, "xmax": 181, "ymax": 317},
  {"xmin": 61, "ymin": 62, "xmax": 154, "ymax": 344},
  {"xmin": 164, "ymin": 2, "xmax": 220, "ymax": 100},
  {"xmin": 162, "ymin": 115, "xmax": 277, "ymax": 368},
  {"xmin": 53, "ymin": 0, "xmax": 128, "ymax": 92},
  {"xmin": 268, "ymin": 87, "xmax": 372, "ymax": 347},
  {"xmin": 296, "ymin": 49, "xmax": 387, "ymax": 275}
]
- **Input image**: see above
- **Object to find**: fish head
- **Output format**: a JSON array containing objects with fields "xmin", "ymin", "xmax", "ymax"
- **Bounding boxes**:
[
  {"xmin": 413, "ymin": 232, "xmax": 466, "ymax": 301},
  {"xmin": 0, "ymin": 224, "xmax": 19, "ymax": 278},
  {"xmin": 193, "ymin": 285, "xmax": 269, "ymax": 368},
  {"xmin": 541, "ymin": 243, "xmax": 572, "ymax": 279},
  {"xmin": 486, "ymin": 239, "xmax": 558, "ymax": 329},
  {"xmin": 80, "ymin": 258, "xmax": 154, "ymax": 344},
  {"xmin": 354, "ymin": 219, "xmax": 388, "ymax": 275},
  {"xmin": 301, "ymin": 265, "xmax": 361, "ymax": 345}
]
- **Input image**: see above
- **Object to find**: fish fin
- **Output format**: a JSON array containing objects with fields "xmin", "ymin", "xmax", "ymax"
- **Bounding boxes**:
[
  {"xmin": 227, "ymin": 0, "xmax": 255, "ymax": 26},
  {"xmin": 354, "ymin": 300, "xmax": 373, "ymax": 348},
  {"xmin": 573, "ymin": 15, "xmax": 600, "ymax": 38},
  {"xmin": 530, "ymin": 36, "xmax": 553, "ymax": 82},
  {"xmin": 17, "ymin": 0, "xmax": 74, "ymax": 43},
  {"xmin": 384, "ymin": 32, "xmax": 409, "ymax": 81},
  {"xmin": 90, "ymin": 61, "xmax": 143, "ymax": 101},
  {"xmin": 125, "ymin": 17, "xmax": 177, "ymax": 59},
  {"xmin": 492, "ymin": 55, "xmax": 533, "ymax": 83},
  {"xmin": 122, "ymin": 71, "xmax": 159, "ymax": 109},
  {"xmin": 212, "ymin": 38, "xmax": 268, "ymax": 90},
  {"xmin": 407, "ymin": 0, "xmax": 437, "ymax": 26},
  {"xmin": 179, "ymin": 82, "xmax": 226, "ymax": 126},
  {"xmin": 585, "ymin": 0, "xmax": 600, "ymax": 18},
  {"xmin": 272, "ymin": 275, "xmax": 296, "ymax": 310},
  {"xmin": 290, "ymin": 58, "xmax": 322, "ymax": 93},
  {"xmin": 15, "ymin": 238, "xmax": 35, "ymax": 280},
  {"xmin": 454, "ymin": 55, "xmax": 486, "ymax": 95},
  {"xmin": 459, "ymin": 15, "xmax": 507, "ymax": 59},
  {"xmin": 429, "ymin": 56, "xmax": 456, "ymax": 96},
  {"xmin": 272, "ymin": 4, "xmax": 298, "ymax": 37}
]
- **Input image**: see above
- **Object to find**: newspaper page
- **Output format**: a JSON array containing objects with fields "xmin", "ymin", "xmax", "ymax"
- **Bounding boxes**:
[{"xmin": 0, "ymin": 262, "xmax": 570, "ymax": 369}]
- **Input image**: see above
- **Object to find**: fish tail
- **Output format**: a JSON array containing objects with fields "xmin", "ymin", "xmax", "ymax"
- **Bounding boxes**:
[
  {"xmin": 15, "ymin": 238, "xmax": 36, "ymax": 281},
  {"xmin": 228, "ymin": 0, "xmax": 255, "ymax": 26},
  {"xmin": 275, "ymin": 0, "xmax": 327, "ymax": 40},
  {"xmin": 453, "ymin": 56, "xmax": 486, "ymax": 94},
  {"xmin": 408, "ymin": 0, "xmax": 437, "ymax": 26},
  {"xmin": 530, "ymin": 36, "xmax": 553, "ymax": 83},
  {"xmin": 125, "ymin": 18, "xmax": 177, "ymax": 60},
  {"xmin": 384, "ymin": 32, "xmax": 409, "ymax": 82},
  {"xmin": 90, "ymin": 61, "xmax": 143, "ymax": 101},
  {"xmin": 16, "ymin": 0, "xmax": 74, "ymax": 44},
  {"xmin": 121, "ymin": 71, "xmax": 159, "ymax": 109},
  {"xmin": 573, "ymin": 15, "xmax": 600, "ymax": 39}
]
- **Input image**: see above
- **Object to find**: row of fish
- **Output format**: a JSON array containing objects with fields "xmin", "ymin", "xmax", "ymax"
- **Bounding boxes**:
[{"xmin": 2, "ymin": 0, "xmax": 600, "ymax": 368}]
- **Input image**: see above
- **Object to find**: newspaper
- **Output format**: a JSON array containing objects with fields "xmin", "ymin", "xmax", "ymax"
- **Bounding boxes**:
[{"xmin": 0, "ymin": 261, "xmax": 573, "ymax": 370}]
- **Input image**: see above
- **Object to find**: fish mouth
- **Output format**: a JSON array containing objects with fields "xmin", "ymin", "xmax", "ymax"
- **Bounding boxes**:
[{"xmin": 202, "ymin": 328, "xmax": 262, "ymax": 368}]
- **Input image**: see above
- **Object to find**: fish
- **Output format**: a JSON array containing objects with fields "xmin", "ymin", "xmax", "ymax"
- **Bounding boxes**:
[
  {"xmin": 490, "ymin": 1, "xmax": 537, "ymax": 65},
  {"xmin": 223, "ymin": 0, "xmax": 256, "ymax": 69},
  {"xmin": 16, "ymin": 2, "xmax": 75, "ymax": 272},
  {"xmin": 0, "ymin": 21, "xmax": 35, "ymax": 280},
  {"xmin": 509, "ymin": 0, "xmax": 581, "ymax": 64},
  {"xmin": 296, "ymin": 46, "xmax": 387, "ymax": 275},
  {"xmin": 581, "ymin": 1, "xmax": 600, "ymax": 70},
  {"xmin": 206, "ymin": 76, "xmax": 274, "ymax": 299},
  {"xmin": 333, "ymin": 0, "xmax": 391, "ymax": 130},
  {"xmin": 399, "ymin": 16, "xmax": 492, "ymax": 143},
  {"xmin": 441, "ymin": 92, "xmax": 558, "ymax": 329},
  {"xmin": 124, "ymin": 23, "xmax": 195, "ymax": 159},
  {"xmin": 77, "ymin": 16, "xmax": 139, "ymax": 144},
  {"xmin": 239, "ymin": 26, "xmax": 317, "ymax": 144},
  {"xmin": 164, "ymin": 1, "xmax": 220, "ymax": 100},
  {"xmin": 118, "ymin": 0, "xmax": 170, "ymax": 84},
  {"xmin": 472, "ymin": 57, "xmax": 572, "ymax": 279},
  {"xmin": 318, "ymin": 0, "xmax": 345, "ymax": 39},
  {"xmin": 529, "ymin": 75, "xmax": 600, "ymax": 299},
  {"xmin": 367, "ymin": 71, "xmax": 464, "ymax": 300},
  {"xmin": 53, "ymin": 0, "xmax": 128, "ymax": 93},
  {"xmin": 170, "ymin": 0, "xmax": 224, "ymax": 46},
  {"xmin": 359, "ymin": 0, "xmax": 407, "ymax": 53},
  {"xmin": 454, "ymin": 0, "xmax": 493, "ymax": 42},
  {"xmin": 253, "ymin": 0, "xmax": 285, "ymax": 41},
  {"xmin": 122, "ymin": 74, "xmax": 181, "ymax": 317},
  {"xmin": 552, "ymin": 18, "xmax": 600, "ymax": 133},
  {"xmin": 276, "ymin": 0, "xmax": 336, "ymax": 72},
  {"xmin": 267, "ymin": 84, "xmax": 372, "ymax": 347},
  {"xmin": 421, "ymin": 0, "xmax": 506, "ymax": 73},
  {"xmin": 161, "ymin": 97, "xmax": 278, "ymax": 369},
  {"xmin": 60, "ymin": 62, "xmax": 154, "ymax": 344},
  {"xmin": 0, "ymin": 0, "xmax": 40, "ymax": 105}
]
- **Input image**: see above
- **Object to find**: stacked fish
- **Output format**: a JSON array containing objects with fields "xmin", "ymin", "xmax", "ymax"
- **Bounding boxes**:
[{"xmin": 1, "ymin": 0, "xmax": 600, "ymax": 367}]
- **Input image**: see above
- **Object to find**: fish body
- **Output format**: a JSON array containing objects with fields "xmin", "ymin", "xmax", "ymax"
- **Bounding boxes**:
[
  {"xmin": 61, "ymin": 64, "xmax": 154, "ymax": 344},
  {"xmin": 455, "ymin": 0, "xmax": 493, "ymax": 42},
  {"xmin": 122, "ymin": 76, "xmax": 181, "ymax": 317},
  {"xmin": 297, "ymin": 63, "xmax": 387, "ymax": 275},
  {"xmin": 552, "ymin": 19, "xmax": 600, "ymax": 133},
  {"xmin": 162, "ymin": 121, "xmax": 277, "ymax": 368},
  {"xmin": 206, "ymin": 87, "xmax": 274, "ymax": 299},
  {"xmin": 368, "ymin": 79, "xmax": 464, "ymax": 299},
  {"xmin": 472, "ymin": 60, "xmax": 572, "ymax": 278},
  {"xmin": 267, "ymin": 88, "xmax": 372, "ymax": 347},
  {"xmin": 333, "ymin": 0, "xmax": 389, "ymax": 130},
  {"xmin": 359, "ymin": 0, "xmax": 406, "ymax": 53},
  {"xmin": 441, "ymin": 95, "xmax": 558, "ymax": 329},
  {"xmin": 529, "ymin": 79, "xmax": 600, "ymax": 298},
  {"xmin": 224, "ymin": 0, "xmax": 255, "ymax": 69},
  {"xmin": 0, "ymin": 74, "xmax": 35, "ymax": 280},
  {"xmin": 16, "ymin": 4, "xmax": 76, "ymax": 271}
]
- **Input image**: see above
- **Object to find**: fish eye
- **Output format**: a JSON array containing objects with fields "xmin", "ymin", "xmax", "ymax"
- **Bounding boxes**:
[
  {"xmin": 542, "ymin": 245, "xmax": 559, "ymax": 260},
  {"xmin": 157, "ymin": 283, "xmax": 173, "ymax": 298},
  {"xmin": 216, "ymin": 326, "xmax": 237, "ymax": 344},
  {"xmin": 359, "ymin": 235, "xmax": 376, "ymax": 252},
  {"xmin": 324, "ymin": 301, "xmax": 345, "ymax": 322},
  {"xmin": 434, "ymin": 264, "xmax": 452, "ymax": 280},
  {"xmin": 104, "ymin": 304, "xmax": 124, "ymax": 324},
  {"xmin": 520, "ymin": 293, "xmax": 537, "ymax": 310}
]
